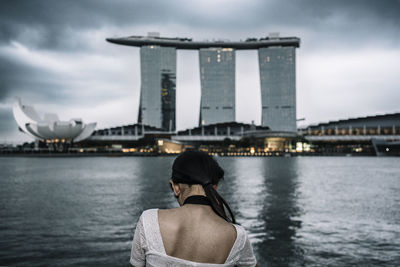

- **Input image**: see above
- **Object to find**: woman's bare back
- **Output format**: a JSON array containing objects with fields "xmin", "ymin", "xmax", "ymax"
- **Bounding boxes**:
[{"xmin": 158, "ymin": 205, "xmax": 237, "ymax": 264}]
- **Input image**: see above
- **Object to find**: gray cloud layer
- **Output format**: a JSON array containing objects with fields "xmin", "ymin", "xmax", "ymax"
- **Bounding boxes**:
[
  {"xmin": 1, "ymin": 0, "xmax": 399, "ymax": 50},
  {"xmin": 1, "ymin": 0, "xmax": 400, "ymax": 142}
]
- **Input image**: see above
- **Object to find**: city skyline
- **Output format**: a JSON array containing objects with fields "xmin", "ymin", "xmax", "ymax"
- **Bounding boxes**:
[{"xmin": 0, "ymin": 0, "xmax": 399, "ymax": 142}]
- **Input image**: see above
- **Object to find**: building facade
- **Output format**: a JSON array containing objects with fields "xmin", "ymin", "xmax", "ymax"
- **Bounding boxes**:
[
  {"xmin": 138, "ymin": 45, "xmax": 176, "ymax": 131},
  {"xmin": 108, "ymin": 34, "xmax": 300, "ymax": 132},
  {"xmin": 199, "ymin": 48, "xmax": 235, "ymax": 126},
  {"xmin": 259, "ymin": 46, "xmax": 296, "ymax": 132}
]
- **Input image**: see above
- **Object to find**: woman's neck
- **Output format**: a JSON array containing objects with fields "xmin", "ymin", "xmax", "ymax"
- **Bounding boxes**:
[{"xmin": 179, "ymin": 186, "xmax": 206, "ymax": 205}]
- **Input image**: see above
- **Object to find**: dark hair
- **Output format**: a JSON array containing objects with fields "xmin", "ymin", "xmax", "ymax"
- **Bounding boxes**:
[{"xmin": 171, "ymin": 150, "xmax": 236, "ymax": 224}]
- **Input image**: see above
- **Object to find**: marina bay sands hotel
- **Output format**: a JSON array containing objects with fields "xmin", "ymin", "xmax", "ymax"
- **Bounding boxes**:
[{"xmin": 107, "ymin": 33, "xmax": 300, "ymax": 133}]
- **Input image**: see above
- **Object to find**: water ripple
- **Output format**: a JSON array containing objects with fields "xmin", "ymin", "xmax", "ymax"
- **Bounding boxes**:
[{"xmin": 0, "ymin": 156, "xmax": 399, "ymax": 266}]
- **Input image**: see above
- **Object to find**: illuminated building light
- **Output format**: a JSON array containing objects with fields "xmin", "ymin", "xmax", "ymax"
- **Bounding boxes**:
[
  {"xmin": 303, "ymin": 143, "xmax": 311, "ymax": 152},
  {"xmin": 296, "ymin": 142, "xmax": 303, "ymax": 152}
]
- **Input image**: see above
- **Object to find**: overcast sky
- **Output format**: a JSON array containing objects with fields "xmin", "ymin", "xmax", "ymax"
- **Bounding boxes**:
[{"xmin": 1, "ymin": 0, "xmax": 399, "ymax": 143}]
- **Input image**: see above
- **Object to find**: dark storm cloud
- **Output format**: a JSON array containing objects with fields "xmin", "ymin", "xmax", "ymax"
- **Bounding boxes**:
[
  {"xmin": 0, "ymin": 50, "xmax": 74, "ymax": 104},
  {"xmin": 268, "ymin": 0, "xmax": 400, "ymax": 25},
  {"xmin": 186, "ymin": 0, "xmax": 400, "ymax": 36},
  {"xmin": 1, "ymin": 0, "xmax": 399, "ymax": 51},
  {"xmin": 0, "ymin": 0, "xmax": 179, "ymax": 50},
  {"xmin": 0, "ymin": 106, "xmax": 17, "ymax": 137},
  {"xmin": 226, "ymin": 0, "xmax": 400, "ymax": 50}
]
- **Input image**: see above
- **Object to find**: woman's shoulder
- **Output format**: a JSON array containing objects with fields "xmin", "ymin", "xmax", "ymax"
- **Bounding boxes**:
[
  {"xmin": 139, "ymin": 208, "xmax": 158, "ymax": 218},
  {"xmin": 138, "ymin": 208, "xmax": 180, "ymax": 235},
  {"xmin": 225, "ymin": 223, "xmax": 257, "ymax": 265},
  {"xmin": 231, "ymin": 223, "xmax": 246, "ymax": 234},
  {"xmin": 228, "ymin": 224, "xmax": 252, "ymax": 254},
  {"xmin": 135, "ymin": 209, "xmax": 159, "ymax": 232},
  {"xmin": 135, "ymin": 209, "xmax": 166, "ymax": 253}
]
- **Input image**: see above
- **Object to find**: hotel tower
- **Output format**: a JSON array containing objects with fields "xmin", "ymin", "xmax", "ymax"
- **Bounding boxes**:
[
  {"xmin": 138, "ymin": 44, "xmax": 176, "ymax": 131},
  {"xmin": 107, "ymin": 33, "xmax": 300, "ymax": 133}
]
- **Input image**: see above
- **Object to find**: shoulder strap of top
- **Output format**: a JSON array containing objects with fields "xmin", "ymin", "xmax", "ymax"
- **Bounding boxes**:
[
  {"xmin": 224, "ymin": 224, "xmax": 247, "ymax": 263},
  {"xmin": 141, "ymin": 209, "xmax": 166, "ymax": 254}
]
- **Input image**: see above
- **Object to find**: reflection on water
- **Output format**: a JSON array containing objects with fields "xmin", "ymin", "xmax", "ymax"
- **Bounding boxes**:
[
  {"xmin": 220, "ymin": 157, "xmax": 266, "ymax": 232},
  {"xmin": 1, "ymin": 156, "xmax": 399, "ymax": 266},
  {"xmin": 218, "ymin": 157, "xmax": 303, "ymax": 266},
  {"xmin": 133, "ymin": 157, "xmax": 177, "ymax": 212},
  {"xmin": 257, "ymin": 158, "xmax": 303, "ymax": 266}
]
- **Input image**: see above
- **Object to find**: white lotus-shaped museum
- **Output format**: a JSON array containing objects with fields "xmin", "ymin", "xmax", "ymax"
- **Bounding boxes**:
[{"xmin": 13, "ymin": 97, "xmax": 96, "ymax": 142}]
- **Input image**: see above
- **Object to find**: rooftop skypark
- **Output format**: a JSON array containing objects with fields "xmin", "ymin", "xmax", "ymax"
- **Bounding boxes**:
[{"xmin": 106, "ymin": 33, "xmax": 300, "ymax": 50}]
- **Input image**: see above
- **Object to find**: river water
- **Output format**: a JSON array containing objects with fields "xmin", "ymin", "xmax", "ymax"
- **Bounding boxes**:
[{"xmin": 0, "ymin": 156, "xmax": 399, "ymax": 266}]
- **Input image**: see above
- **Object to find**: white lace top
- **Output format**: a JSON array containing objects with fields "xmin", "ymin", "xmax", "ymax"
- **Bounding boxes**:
[{"xmin": 130, "ymin": 209, "xmax": 257, "ymax": 267}]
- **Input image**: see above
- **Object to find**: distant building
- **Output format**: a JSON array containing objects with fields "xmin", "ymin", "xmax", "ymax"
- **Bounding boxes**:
[
  {"xmin": 300, "ymin": 113, "xmax": 400, "ymax": 137},
  {"xmin": 299, "ymin": 113, "xmax": 400, "ymax": 155},
  {"xmin": 89, "ymin": 123, "xmax": 169, "ymax": 143},
  {"xmin": 107, "ymin": 33, "xmax": 300, "ymax": 132},
  {"xmin": 138, "ymin": 45, "xmax": 176, "ymax": 131},
  {"xmin": 199, "ymin": 48, "xmax": 235, "ymax": 126},
  {"xmin": 173, "ymin": 121, "xmax": 270, "ymax": 142},
  {"xmin": 12, "ymin": 97, "xmax": 96, "ymax": 143},
  {"xmin": 259, "ymin": 45, "xmax": 296, "ymax": 132}
]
